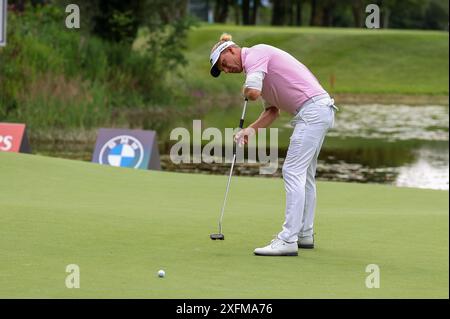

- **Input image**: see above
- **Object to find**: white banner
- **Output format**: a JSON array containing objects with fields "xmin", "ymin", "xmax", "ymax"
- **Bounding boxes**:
[{"xmin": 0, "ymin": 0, "xmax": 6, "ymax": 46}]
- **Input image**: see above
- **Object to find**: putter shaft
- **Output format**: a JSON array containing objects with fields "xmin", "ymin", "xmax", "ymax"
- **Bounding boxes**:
[
  {"xmin": 216, "ymin": 98, "xmax": 248, "ymax": 235},
  {"xmin": 218, "ymin": 153, "xmax": 237, "ymax": 234}
]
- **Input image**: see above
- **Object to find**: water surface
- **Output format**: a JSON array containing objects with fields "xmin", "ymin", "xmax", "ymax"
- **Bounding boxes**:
[{"xmin": 29, "ymin": 103, "xmax": 449, "ymax": 190}]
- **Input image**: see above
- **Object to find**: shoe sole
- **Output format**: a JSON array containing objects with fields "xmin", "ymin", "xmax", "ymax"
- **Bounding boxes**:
[
  {"xmin": 298, "ymin": 244, "xmax": 314, "ymax": 249},
  {"xmin": 253, "ymin": 252, "xmax": 298, "ymax": 256}
]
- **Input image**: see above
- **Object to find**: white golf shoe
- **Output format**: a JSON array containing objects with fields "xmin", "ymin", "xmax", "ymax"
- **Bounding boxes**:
[
  {"xmin": 254, "ymin": 237, "xmax": 298, "ymax": 256},
  {"xmin": 298, "ymin": 235, "xmax": 314, "ymax": 249}
]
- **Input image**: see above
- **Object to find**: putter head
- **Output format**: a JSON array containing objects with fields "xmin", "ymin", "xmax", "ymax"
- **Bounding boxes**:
[{"xmin": 210, "ymin": 233, "xmax": 225, "ymax": 240}]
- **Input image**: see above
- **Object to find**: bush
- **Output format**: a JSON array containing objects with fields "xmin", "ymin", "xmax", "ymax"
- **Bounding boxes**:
[{"xmin": 0, "ymin": 3, "xmax": 193, "ymax": 132}]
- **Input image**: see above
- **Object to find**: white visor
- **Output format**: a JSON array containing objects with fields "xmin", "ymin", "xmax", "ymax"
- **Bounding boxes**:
[{"xmin": 209, "ymin": 41, "xmax": 236, "ymax": 77}]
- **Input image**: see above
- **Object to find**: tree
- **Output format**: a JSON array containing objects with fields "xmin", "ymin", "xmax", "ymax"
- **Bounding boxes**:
[
  {"xmin": 230, "ymin": 0, "xmax": 241, "ymax": 24},
  {"xmin": 309, "ymin": 0, "xmax": 322, "ymax": 26},
  {"xmin": 242, "ymin": 0, "xmax": 250, "ymax": 24},
  {"xmin": 56, "ymin": 0, "xmax": 194, "ymax": 86},
  {"xmin": 53, "ymin": 0, "xmax": 191, "ymax": 44},
  {"xmin": 242, "ymin": 0, "xmax": 261, "ymax": 25},
  {"xmin": 270, "ymin": 0, "xmax": 303, "ymax": 26},
  {"xmin": 8, "ymin": 0, "xmax": 26, "ymax": 11},
  {"xmin": 250, "ymin": 0, "xmax": 261, "ymax": 25},
  {"xmin": 351, "ymin": 0, "xmax": 365, "ymax": 27},
  {"xmin": 383, "ymin": 0, "xmax": 433, "ymax": 29},
  {"xmin": 424, "ymin": 0, "xmax": 449, "ymax": 30},
  {"xmin": 271, "ymin": 0, "xmax": 287, "ymax": 25},
  {"xmin": 295, "ymin": 0, "xmax": 303, "ymax": 26},
  {"xmin": 321, "ymin": 0, "xmax": 337, "ymax": 26},
  {"xmin": 214, "ymin": 0, "xmax": 229, "ymax": 23},
  {"xmin": 92, "ymin": 0, "xmax": 145, "ymax": 43}
]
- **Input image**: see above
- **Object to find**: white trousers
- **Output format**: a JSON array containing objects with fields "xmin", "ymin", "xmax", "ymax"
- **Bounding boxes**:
[{"xmin": 278, "ymin": 95, "xmax": 336, "ymax": 243}]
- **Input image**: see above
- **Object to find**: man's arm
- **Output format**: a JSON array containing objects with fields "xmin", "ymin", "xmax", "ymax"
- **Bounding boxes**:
[
  {"xmin": 234, "ymin": 105, "xmax": 279, "ymax": 145},
  {"xmin": 248, "ymin": 106, "xmax": 280, "ymax": 130},
  {"xmin": 235, "ymin": 71, "xmax": 279, "ymax": 145}
]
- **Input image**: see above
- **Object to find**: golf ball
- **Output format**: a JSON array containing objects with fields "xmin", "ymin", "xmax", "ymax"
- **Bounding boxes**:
[{"xmin": 158, "ymin": 270, "xmax": 165, "ymax": 278}]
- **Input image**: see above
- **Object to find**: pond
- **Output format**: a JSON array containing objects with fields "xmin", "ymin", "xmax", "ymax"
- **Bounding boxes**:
[
  {"xmin": 320, "ymin": 104, "xmax": 449, "ymax": 190},
  {"xmin": 165, "ymin": 102, "xmax": 447, "ymax": 190},
  {"xmin": 30, "ymin": 103, "xmax": 449, "ymax": 191}
]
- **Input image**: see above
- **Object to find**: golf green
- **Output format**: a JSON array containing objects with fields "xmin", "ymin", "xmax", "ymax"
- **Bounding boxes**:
[{"xmin": 0, "ymin": 152, "xmax": 448, "ymax": 298}]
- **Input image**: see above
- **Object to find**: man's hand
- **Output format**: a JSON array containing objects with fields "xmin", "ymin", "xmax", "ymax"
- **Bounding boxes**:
[
  {"xmin": 243, "ymin": 88, "xmax": 261, "ymax": 101},
  {"xmin": 234, "ymin": 127, "xmax": 256, "ymax": 146}
]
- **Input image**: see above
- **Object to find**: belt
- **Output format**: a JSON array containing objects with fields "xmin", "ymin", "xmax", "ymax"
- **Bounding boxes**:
[{"xmin": 295, "ymin": 93, "xmax": 339, "ymax": 115}]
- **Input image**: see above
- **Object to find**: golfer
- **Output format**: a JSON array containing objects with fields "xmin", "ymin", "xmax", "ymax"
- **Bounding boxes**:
[{"xmin": 209, "ymin": 33, "xmax": 337, "ymax": 256}]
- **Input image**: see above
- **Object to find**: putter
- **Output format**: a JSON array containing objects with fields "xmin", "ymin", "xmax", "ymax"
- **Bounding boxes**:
[{"xmin": 210, "ymin": 98, "xmax": 249, "ymax": 240}]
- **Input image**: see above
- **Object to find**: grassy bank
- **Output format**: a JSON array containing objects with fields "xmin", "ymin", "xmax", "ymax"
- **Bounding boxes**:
[
  {"xmin": 0, "ymin": 152, "xmax": 448, "ymax": 298},
  {"xmin": 170, "ymin": 25, "xmax": 449, "ymax": 99}
]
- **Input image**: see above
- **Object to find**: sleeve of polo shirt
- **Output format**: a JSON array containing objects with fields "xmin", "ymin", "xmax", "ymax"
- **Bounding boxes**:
[{"xmin": 244, "ymin": 71, "xmax": 265, "ymax": 91}]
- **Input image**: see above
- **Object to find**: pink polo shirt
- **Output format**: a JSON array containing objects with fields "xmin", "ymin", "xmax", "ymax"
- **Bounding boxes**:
[{"xmin": 241, "ymin": 44, "xmax": 327, "ymax": 114}]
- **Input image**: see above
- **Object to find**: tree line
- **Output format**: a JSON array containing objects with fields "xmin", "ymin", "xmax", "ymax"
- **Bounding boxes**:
[
  {"xmin": 212, "ymin": 0, "xmax": 448, "ymax": 30},
  {"xmin": 6, "ymin": 0, "xmax": 449, "ymax": 45}
]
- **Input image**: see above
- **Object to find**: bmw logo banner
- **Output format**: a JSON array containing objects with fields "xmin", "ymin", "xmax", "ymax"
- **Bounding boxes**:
[{"xmin": 92, "ymin": 128, "xmax": 160, "ymax": 170}]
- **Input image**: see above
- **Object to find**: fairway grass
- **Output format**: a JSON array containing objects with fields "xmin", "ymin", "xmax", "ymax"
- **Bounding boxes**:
[{"xmin": 0, "ymin": 152, "xmax": 448, "ymax": 298}]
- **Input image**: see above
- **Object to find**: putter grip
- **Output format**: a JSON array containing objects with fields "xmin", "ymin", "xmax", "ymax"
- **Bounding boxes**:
[
  {"xmin": 234, "ymin": 119, "xmax": 245, "ymax": 155},
  {"xmin": 233, "ymin": 99, "xmax": 248, "ymax": 155}
]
